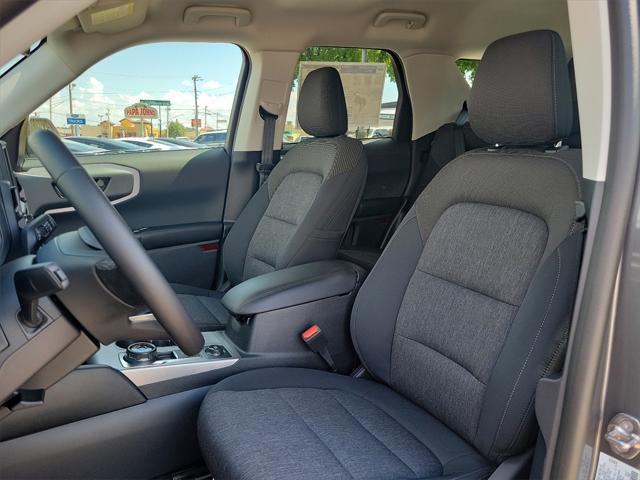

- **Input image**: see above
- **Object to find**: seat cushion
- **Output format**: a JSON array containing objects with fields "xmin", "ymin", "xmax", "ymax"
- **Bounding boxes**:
[
  {"xmin": 172, "ymin": 284, "xmax": 230, "ymax": 330},
  {"xmin": 198, "ymin": 368, "xmax": 492, "ymax": 480}
]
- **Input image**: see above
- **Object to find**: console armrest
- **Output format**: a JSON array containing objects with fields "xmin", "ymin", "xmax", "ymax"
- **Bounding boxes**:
[{"xmin": 221, "ymin": 261, "xmax": 361, "ymax": 316}]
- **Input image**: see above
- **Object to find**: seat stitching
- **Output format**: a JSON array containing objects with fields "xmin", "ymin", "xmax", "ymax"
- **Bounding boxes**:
[
  {"xmin": 213, "ymin": 385, "xmax": 482, "ymax": 475},
  {"xmin": 327, "ymin": 390, "xmax": 422, "ymax": 478},
  {"xmin": 276, "ymin": 390, "xmax": 355, "ymax": 479},
  {"xmin": 454, "ymin": 150, "xmax": 582, "ymax": 199},
  {"xmin": 246, "ymin": 254, "xmax": 275, "ymax": 268},
  {"xmin": 506, "ymin": 394, "xmax": 536, "ymax": 453},
  {"xmin": 387, "ymin": 215, "xmax": 423, "ymax": 385},
  {"xmin": 488, "ymin": 248, "xmax": 561, "ymax": 457},
  {"xmin": 263, "ymin": 213, "xmax": 298, "ymax": 227},
  {"xmin": 396, "ymin": 334, "xmax": 486, "ymax": 386},
  {"xmin": 414, "ymin": 268, "xmax": 520, "ymax": 308}
]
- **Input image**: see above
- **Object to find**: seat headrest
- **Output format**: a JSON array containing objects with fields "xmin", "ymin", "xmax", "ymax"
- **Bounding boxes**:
[
  {"xmin": 469, "ymin": 30, "xmax": 573, "ymax": 146},
  {"xmin": 298, "ymin": 67, "xmax": 348, "ymax": 137}
]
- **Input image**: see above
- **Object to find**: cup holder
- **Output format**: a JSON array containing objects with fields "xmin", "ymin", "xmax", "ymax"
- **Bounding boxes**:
[{"xmin": 116, "ymin": 339, "xmax": 175, "ymax": 349}]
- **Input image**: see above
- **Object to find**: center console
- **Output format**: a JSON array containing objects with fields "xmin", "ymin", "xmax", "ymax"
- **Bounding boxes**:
[{"xmin": 88, "ymin": 259, "xmax": 365, "ymax": 397}]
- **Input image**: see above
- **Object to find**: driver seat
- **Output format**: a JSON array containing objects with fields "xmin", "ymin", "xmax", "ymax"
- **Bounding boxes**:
[{"xmin": 198, "ymin": 30, "xmax": 582, "ymax": 479}]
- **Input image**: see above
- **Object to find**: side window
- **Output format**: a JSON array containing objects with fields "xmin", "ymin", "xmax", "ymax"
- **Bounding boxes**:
[
  {"xmin": 284, "ymin": 48, "xmax": 399, "ymax": 143},
  {"xmin": 23, "ymin": 42, "xmax": 243, "ymax": 163}
]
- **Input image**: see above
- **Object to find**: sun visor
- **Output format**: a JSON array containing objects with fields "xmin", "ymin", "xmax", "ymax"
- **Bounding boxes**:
[{"xmin": 77, "ymin": 0, "xmax": 149, "ymax": 34}]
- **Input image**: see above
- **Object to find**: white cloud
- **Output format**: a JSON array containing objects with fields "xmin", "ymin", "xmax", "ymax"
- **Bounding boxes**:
[
  {"xmin": 87, "ymin": 77, "xmax": 104, "ymax": 94},
  {"xmin": 202, "ymin": 80, "xmax": 221, "ymax": 90}
]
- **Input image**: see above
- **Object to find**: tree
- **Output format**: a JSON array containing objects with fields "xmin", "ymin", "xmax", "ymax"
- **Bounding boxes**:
[
  {"xmin": 455, "ymin": 59, "xmax": 480, "ymax": 84},
  {"xmin": 294, "ymin": 47, "xmax": 396, "ymax": 84},
  {"xmin": 168, "ymin": 121, "xmax": 186, "ymax": 138}
]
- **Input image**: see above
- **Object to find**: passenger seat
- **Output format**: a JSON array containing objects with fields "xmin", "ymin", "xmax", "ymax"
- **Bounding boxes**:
[{"xmin": 340, "ymin": 59, "xmax": 583, "ymax": 272}]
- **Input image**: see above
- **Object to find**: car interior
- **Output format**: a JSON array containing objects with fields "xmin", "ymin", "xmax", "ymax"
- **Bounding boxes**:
[{"xmin": 0, "ymin": 0, "xmax": 628, "ymax": 479}]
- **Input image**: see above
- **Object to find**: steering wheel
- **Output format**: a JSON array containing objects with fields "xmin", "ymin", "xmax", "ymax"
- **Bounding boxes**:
[{"xmin": 28, "ymin": 129, "xmax": 204, "ymax": 355}]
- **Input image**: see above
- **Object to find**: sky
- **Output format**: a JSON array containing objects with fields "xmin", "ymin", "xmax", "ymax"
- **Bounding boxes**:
[
  {"xmin": 31, "ymin": 42, "xmax": 399, "ymax": 129},
  {"xmin": 32, "ymin": 43, "xmax": 243, "ymax": 129}
]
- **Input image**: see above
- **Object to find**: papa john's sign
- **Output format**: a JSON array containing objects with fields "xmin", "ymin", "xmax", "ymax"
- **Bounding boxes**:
[{"xmin": 124, "ymin": 103, "xmax": 158, "ymax": 119}]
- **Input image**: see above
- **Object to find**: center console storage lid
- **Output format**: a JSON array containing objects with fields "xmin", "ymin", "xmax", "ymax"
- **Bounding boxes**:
[{"xmin": 221, "ymin": 260, "xmax": 360, "ymax": 316}]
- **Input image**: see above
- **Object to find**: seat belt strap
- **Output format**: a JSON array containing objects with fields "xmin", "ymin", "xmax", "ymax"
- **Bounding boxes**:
[
  {"xmin": 452, "ymin": 101, "xmax": 468, "ymax": 157},
  {"xmin": 257, "ymin": 105, "xmax": 279, "ymax": 186},
  {"xmin": 455, "ymin": 100, "xmax": 468, "ymax": 125}
]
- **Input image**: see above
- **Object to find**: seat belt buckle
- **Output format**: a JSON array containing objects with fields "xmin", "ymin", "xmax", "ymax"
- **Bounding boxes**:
[{"xmin": 301, "ymin": 325, "xmax": 337, "ymax": 372}]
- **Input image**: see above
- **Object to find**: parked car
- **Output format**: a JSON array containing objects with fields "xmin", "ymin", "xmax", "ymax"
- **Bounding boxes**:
[
  {"xmin": 67, "ymin": 136, "xmax": 148, "ymax": 152},
  {"xmin": 61, "ymin": 138, "xmax": 107, "ymax": 155},
  {"xmin": 370, "ymin": 127, "xmax": 392, "ymax": 138},
  {"xmin": 115, "ymin": 137, "xmax": 186, "ymax": 151},
  {"xmin": 194, "ymin": 130, "xmax": 227, "ymax": 145},
  {"xmin": 158, "ymin": 137, "xmax": 203, "ymax": 148}
]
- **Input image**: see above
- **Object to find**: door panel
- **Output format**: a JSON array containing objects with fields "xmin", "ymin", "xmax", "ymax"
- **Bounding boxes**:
[
  {"xmin": 16, "ymin": 163, "xmax": 138, "ymax": 215},
  {"xmin": 18, "ymin": 147, "xmax": 230, "ymax": 288}
]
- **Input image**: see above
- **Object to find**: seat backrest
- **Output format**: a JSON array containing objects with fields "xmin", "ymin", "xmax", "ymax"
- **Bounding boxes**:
[
  {"xmin": 409, "ymin": 119, "xmax": 487, "ymax": 206},
  {"xmin": 224, "ymin": 67, "xmax": 367, "ymax": 284},
  {"xmin": 351, "ymin": 30, "xmax": 582, "ymax": 463}
]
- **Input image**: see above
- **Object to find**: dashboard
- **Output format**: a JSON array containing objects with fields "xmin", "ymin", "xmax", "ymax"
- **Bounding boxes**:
[{"xmin": 0, "ymin": 140, "xmax": 97, "ymax": 416}]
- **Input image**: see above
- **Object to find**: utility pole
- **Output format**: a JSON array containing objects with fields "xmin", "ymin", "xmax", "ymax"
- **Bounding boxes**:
[
  {"xmin": 192, "ymin": 74, "xmax": 202, "ymax": 136},
  {"xmin": 166, "ymin": 106, "xmax": 170, "ymax": 137},
  {"xmin": 68, "ymin": 83, "xmax": 76, "ymax": 135},
  {"xmin": 204, "ymin": 106, "xmax": 207, "ymax": 129},
  {"xmin": 106, "ymin": 108, "xmax": 111, "ymax": 138},
  {"xmin": 361, "ymin": 48, "xmax": 367, "ymax": 63},
  {"xmin": 49, "ymin": 98, "xmax": 53, "ymax": 121}
]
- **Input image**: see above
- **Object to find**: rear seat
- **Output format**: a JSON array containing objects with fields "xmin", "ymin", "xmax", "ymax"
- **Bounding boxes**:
[{"xmin": 340, "ymin": 60, "xmax": 583, "ymax": 271}]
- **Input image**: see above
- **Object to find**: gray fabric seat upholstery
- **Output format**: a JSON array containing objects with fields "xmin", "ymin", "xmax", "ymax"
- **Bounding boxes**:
[
  {"xmin": 177, "ymin": 67, "xmax": 367, "ymax": 330},
  {"xmin": 199, "ymin": 368, "xmax": 492, "ymax": 480},
  {"xmin": 198, "ymin": 30, "xmax": 583, "ymax": 479}
]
